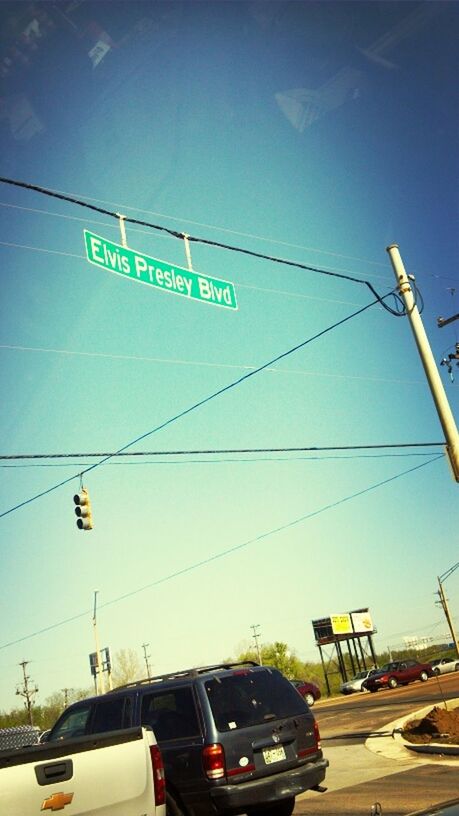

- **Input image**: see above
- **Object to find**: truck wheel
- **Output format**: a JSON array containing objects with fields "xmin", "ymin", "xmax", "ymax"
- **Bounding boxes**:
[{"xmin": 166, "ymin": 792, "xmax": 186, "ymax": 816}]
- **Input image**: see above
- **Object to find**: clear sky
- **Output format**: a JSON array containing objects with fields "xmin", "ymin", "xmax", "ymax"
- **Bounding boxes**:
[{"xmin": 0, "ymin": 0, "xmax": 458, "ymax": 711}]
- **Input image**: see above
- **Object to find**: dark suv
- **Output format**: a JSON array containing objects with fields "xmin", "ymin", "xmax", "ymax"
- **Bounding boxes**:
[{"xmin": 47, "ymin": 661, "xmax": 328, "ymax": 816}]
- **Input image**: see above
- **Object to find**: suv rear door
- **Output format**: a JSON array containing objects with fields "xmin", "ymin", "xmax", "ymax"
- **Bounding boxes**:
[
  {"xmin": 140, "ymin": 685, "xmax": 205, "ymax": 803},
  {"xmin": 201, "ymin": 667, "xmax": 319, "ymax": 782}
]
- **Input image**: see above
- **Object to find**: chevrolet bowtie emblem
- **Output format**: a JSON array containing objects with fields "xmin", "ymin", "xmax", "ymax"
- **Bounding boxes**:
[{"xmin": 41, "ymin": 791, "xmax": 74, "ymax": 811}]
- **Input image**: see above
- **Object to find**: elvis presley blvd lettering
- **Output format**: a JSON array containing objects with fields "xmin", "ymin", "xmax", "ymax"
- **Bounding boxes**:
[{"xmin": 84, "ymin": 230, "xmax": 237, "ymax": 310}]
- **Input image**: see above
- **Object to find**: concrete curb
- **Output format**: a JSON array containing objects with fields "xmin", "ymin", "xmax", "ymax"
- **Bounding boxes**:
[
  {"xmin": 365, "ymin": 697, "xmax": 459, "ymax": 765},
  {"xmin": 392, "ymin": 698, "xmax": 459, "ymax": 757}
]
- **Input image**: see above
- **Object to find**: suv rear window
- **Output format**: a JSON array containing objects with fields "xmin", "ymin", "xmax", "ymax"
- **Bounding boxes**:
[{"xmin": 205, "ymin": 669, "xmax": 306, "ymax": 732}]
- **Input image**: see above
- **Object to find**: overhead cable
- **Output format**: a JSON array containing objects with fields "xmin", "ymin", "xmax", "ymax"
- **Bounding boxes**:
[
  {"xmin": 0, "ymin": 176, "xmax": 405, "ymax": 315},
  {"xmin": 0, "ymin": 442, "xmax": 444, "ymax": 460},
  {"xmin": 0, "ymin": 296, "xmax": 383, "ymax": 520},
  {"xmin": 0, "ymin": 454, "xmax": 443, "ymax": 651}
]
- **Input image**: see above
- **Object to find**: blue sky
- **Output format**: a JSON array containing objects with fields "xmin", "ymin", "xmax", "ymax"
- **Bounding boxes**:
[{"xmin": 0, "ymin": 1, "xmax": 458, "ymax": 710}]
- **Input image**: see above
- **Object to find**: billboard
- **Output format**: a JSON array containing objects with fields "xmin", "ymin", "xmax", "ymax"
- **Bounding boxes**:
[{"xmin": 312, "ymin": 608, "xmax": 375, "ymax": 644}]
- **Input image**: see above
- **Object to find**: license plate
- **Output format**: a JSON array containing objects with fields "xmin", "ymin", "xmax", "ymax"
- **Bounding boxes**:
[{"xmin": 262, "ymin": 745, "xmax": 286, "ymax": 764}]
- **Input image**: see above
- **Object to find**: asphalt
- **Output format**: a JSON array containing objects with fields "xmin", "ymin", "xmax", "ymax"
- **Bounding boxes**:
[{"xmin": 294, "ymin": 698, "xmax": 459, "ymax": 816}]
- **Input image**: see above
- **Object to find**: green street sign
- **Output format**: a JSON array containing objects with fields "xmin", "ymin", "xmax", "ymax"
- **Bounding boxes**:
[{"xmin": 83, "ymin": 230, "xmax": 238, "ymax": 310}]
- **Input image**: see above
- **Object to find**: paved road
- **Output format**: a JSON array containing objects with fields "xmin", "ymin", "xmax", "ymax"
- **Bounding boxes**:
[{"xmin": 293, "ymin": 672, "xmax": 459, "ymax": 816}]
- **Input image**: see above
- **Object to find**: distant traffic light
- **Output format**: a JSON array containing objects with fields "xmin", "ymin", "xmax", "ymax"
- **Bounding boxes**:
[{"xmin": 73, "ymin": 488, "xmax": 93, "ymax": 530}]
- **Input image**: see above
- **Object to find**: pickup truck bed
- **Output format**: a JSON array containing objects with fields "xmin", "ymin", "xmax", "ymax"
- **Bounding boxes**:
[{"xmin": 0, "ymin": 725, "xmax": 165, "ymax": 816}]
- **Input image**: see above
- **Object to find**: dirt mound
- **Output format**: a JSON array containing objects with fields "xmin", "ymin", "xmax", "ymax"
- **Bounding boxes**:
[{"xmin": 402, "ymin": 705, "xmax": 459, "ymax": 745}]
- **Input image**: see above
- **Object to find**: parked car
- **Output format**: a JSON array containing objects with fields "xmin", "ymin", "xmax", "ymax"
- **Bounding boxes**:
[
  {"xmin": 290, "ymin": 679, "xmax": 321, "ymax": 706},
  {"xmin": 429, "ymin": 656, "xmax": 459, "ymax": 675},
  {"xmin": 362, "ymin": 660, "xmax": 433, "ymax": 692},
  {"xmin": 340, "ymin": 668, "xmax": 377, "ymax": 695},
  {"xmin": 46, "ymin": 661, "xmax": 328, "ymax": 816}
]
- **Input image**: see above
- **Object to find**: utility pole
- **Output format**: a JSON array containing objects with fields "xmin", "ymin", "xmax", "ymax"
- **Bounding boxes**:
[
  {"xmin": 251, "ymin": 624, "xmax": 262, "ymax": 664},
  {"xmin": 61, "ymin": 688, "xmax": 71, "ymax": 708},
  {"xmin": 436, "ymin": 562, "xmax": 459, "ymax": 657},
  {"xmin": 93, "ymin": 591, "xmax": 105, "ymax": 695},
  {"xmin": 16, "ymin": 660, "xmax": 38, "ymax": 726},
  {"xmin": 386, "ymin": 244, "xmax": 459, "ymax": 482},
  {"xmin": 142, "ymin": 643, "xmax": 152, "ymax": 680}
]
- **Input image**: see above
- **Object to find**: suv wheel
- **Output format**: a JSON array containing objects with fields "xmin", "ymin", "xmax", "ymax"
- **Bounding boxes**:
[
  {"xmin": 250, "ymin": 797, "xmax": 295, "ymax": 816},
  {"xmin": 388, "ymin": 677, "xmax": 398, "ymax": 689}
]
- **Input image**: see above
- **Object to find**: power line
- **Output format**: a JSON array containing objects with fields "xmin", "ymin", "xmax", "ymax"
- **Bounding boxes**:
[
  {"xmin": 0, "ymin": 201, "xmax": 397, "ymax": 288},
  {"xmin": 1, "ymin": 342, "xmax": 442, "ymax": 387},
  {"xmin": 0, "ymin": 452, "xmax": 443, "ymax": 468},
  {"xmin": 0, "ymin": 176, "xmax": 404, "ymax": 313},
  {"xmin": 0, "ymin": 454, "xmax": 442, "ymax": 651},
  {"xmin": 3, "ymin": 188, "xmax": 452, "ymax": 284},
  {"xmin": 0, "ymin": 200, "xmax": 393, "ymax": 285},
  {"xmin": 0, "ymin": 443, "xmax": 444, "ymax": 460},
  {"xmin": 0, "ymin": 193, "xmax": 391, "ymax": 270},
  {"xmin": 0, "ymin": 296, "xmax": 382, "ymax": 520}
]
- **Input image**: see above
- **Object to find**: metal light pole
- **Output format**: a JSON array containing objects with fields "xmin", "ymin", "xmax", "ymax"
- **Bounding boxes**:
[
  {"xmin": 93, "ymin": 591, "xmax": 105, "ymax": 695},
  {"xmin": 436, "ymin": 563, "xmax": 459, "ymax": 657},
  {"xmin": 386, "ymin": 244, "xmax": 459, "ymax": 481}
]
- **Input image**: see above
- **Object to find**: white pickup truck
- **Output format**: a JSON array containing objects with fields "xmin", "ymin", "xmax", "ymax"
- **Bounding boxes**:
[{"xmin": 0, "ymin": 725, "xmax": 166, "ymax": 816}]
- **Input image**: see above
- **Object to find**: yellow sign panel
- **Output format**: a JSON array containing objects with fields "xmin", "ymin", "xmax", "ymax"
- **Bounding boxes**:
[{"xmin": 330, "ymin": 614, "xmax": 352, "ymax": 635}]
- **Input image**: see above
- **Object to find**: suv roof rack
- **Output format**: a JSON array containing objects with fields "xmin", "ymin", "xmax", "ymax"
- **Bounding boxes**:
[{"xmin": 112, "ymin": 661, "xmax": 260, "ymax": 691}]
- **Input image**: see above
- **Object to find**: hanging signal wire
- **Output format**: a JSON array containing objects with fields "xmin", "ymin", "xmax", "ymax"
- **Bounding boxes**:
[
  {"xmin": 0, "ymin": 296, "xmax": 385, "ymax": 520},
  {"xmin": 0, "ymin": 176, "xmax": 406, "ymax": 315},
  {"xmin": 0, "ymin": 453, "xmax": 443, "ymax": 652},
  {"xmin": 0, "ymin": 442, "xmax": 444, "ymax": 460}
]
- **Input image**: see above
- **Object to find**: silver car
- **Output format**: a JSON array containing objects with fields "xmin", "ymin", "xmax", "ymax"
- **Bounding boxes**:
[
  {"xmin": 429, "ymin": 657, "xmax": 459, "ymax": 675},
  {"xmin": 340, "ymin": 669, "xmax": 377, "ymax": 695}
]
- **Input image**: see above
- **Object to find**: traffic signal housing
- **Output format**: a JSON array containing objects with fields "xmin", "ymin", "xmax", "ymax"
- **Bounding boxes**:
[{"xmin": 74, "ymin": 488, "xmax": 93, "ymax": 530}]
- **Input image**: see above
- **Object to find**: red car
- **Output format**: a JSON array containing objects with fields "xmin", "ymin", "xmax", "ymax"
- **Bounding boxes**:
[
  {"xmin": 291, "ymin": 679, "xmax": 321, "ymax": 706},
  {"xmin": 362, "ymin": 660, "xmax": 433, "ymax": 692}
]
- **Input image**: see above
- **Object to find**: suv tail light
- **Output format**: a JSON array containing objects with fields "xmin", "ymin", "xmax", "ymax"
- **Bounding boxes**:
[
  {"xmin": 202, "ymin": 743, "xmax": 226, "ymax": 780},
  {"xmin": 314, "ymin": 718, "xmax": 321, "ymax": 749},
  {"xmin": 298, "ymin": 719, "xmax": 321, "ymax": 758},
  {"xmin": 150, "ymin": 744, "xmax": 166, "ymax": 805}
]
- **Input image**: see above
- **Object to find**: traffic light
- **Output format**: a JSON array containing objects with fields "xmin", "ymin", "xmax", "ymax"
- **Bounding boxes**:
[{"xmin": 73, "ymin": 488, "xmax": 93, "ymax": 530}]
